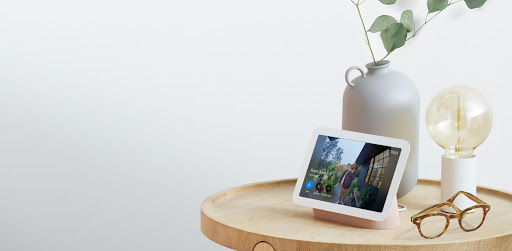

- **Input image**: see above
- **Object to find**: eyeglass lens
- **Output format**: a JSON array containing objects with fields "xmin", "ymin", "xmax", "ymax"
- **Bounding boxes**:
[
  {"xmin": 460, "ymin": 207, "xmax": 485, "ymax": 231},
  {"xmin": 420, "ymin": 215, "xmax": 447, "ymax": 238}
]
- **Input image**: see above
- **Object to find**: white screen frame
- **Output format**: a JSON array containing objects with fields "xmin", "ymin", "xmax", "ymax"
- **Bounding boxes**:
[{"xmin": 292, "ymin": 127, "xmax": 410, "ymax": 221}]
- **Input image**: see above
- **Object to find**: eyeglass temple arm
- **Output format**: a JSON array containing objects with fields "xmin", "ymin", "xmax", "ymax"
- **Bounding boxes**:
[
  {"xmin": 411, "ymin": 202, "xmax": 461, "ymax": 220},
  {"xmin": 447, "ymin": 191, "xmax": 488, "ymax": 205},
  {"xmin": 411, "ymin": 204, "xmax": 438, "ymax": 219}
]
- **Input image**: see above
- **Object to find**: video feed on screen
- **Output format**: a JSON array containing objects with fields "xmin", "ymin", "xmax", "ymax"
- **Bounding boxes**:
[{"xmin": 299, "ymin": 135, "xmax": 402, "ymax": 212}]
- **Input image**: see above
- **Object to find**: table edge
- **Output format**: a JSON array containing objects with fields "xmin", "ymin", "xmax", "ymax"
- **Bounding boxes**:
[{"xmin": 200, "ymin": 178, "xmax": 512, "ymax": 249}]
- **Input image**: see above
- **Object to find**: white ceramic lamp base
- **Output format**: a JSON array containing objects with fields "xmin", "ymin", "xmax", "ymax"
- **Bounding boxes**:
[{"xmin": 441, "ymin": 155, "xmax": 477, "ymax": 213}]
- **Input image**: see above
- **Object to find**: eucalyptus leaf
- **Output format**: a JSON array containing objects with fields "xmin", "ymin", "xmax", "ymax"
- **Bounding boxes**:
[
  {"xmin": 379, "ymin": 0, "xmax": 397, "ymax": 5},
  {"xmin": 464, "ymin": 0, "xmax": 486, "ymax": 9},
  {"xmin": 427, "ymin": 0, "xmax": 448, "ymax": 13},
  {"xmin": 400, "ymin": 10, "xmax": 414, "ymax": 32},
  {"xmin": 380, "ymin": 23, "xmax": 407, "ymax": 52},
  {"xmin": 368, "ymin": 15, "xmax": 398, "ymax": 33}
]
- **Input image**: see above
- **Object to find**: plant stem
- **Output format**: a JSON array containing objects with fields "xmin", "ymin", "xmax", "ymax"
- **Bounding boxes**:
[
  {"xmin": 352, "ymin": 1, "xmax": 377, "ymax": 65},
  {"xmin": 376, "ymin": 0, "xmax": 462, "ymax": 65}
]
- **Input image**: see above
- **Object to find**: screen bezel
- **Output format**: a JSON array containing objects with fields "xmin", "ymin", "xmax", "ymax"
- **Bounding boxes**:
[{"xmin": 292, "ymin": 127, "xmax": 410, "ymax": 221}]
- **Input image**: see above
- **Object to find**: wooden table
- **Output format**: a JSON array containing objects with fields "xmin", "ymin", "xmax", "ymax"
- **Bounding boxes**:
[{"xmin": 201, "ymin": 179, "xmax": 512, "ymax": 251}]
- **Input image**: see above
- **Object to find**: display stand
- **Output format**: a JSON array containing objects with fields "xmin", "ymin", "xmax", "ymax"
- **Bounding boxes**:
[{"xmin": 313, "ymin": 197, "xmax": 400, "ymax": 230}]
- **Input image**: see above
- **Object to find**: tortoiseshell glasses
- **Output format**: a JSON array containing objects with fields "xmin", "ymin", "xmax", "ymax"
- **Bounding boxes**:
[{"xmin": 411, "ymin": 191, "xmax": 491, "ymax": 239}]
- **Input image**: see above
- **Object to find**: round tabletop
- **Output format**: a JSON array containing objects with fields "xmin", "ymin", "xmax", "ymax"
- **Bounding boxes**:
[{"xmin": 201, "ymin": 179, "xmax": 512, "ymax": 251}]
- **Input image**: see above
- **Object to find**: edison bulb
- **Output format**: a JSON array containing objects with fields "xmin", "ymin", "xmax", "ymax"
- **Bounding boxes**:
[{"xmin": 426, "ymin": 86, "xmax": 492, "ymax": 158}]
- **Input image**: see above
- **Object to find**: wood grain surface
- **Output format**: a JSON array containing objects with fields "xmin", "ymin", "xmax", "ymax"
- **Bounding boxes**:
[{"xmin": 201, "ymin": 179, "xmax": 512, "ymax": 251}]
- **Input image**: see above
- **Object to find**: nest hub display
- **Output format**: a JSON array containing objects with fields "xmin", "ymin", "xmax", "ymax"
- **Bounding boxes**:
[{"xmin": 292, "ymin": 128, "xmax": 410, "ymax": 221}]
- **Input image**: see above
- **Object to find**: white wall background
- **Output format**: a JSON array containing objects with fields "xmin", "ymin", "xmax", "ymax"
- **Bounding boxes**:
[{"xmin": 0, "ymin": 0, "xmax": 510, "ymax": 250}]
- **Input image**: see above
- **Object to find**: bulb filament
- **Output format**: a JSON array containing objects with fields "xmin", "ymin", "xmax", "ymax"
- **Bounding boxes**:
[{"xmin": 456, "ymin": 91, "xmax": 462, "ymax": 156}]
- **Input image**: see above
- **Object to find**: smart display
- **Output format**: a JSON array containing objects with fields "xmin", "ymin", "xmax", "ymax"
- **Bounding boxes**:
[{"xmin": 292, "ymin": 128, "xmax": 410, "ymax": 221}]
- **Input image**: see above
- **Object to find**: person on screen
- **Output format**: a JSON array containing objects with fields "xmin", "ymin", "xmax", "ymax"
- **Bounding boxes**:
[{"xmin": 336, "ymin": 163, "xmax": 356, "ymax": 205}]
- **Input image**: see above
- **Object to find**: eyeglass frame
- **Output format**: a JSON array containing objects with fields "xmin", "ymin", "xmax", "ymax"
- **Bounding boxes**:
[{"xmin": 410, "ymin": 191, "xmax": 491, "ymax": 239}]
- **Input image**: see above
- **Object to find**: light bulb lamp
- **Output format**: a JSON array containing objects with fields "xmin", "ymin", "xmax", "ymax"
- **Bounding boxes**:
[{"xmin": 426, "ymin": 86, "xmax": 492, "ymax": 212}]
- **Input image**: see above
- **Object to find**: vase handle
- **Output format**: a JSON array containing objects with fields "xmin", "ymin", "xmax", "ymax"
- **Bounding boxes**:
[{"xmin": 345, "ymin": 66, "xmax": 366, "ymax": 87}]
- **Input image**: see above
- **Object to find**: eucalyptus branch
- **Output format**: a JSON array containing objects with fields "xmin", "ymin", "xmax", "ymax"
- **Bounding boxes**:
[
  {"xmin": 351, "ymin": 1, "xmax": 377, "ymax": 65},
  {"xmin": 376, "ymin": 0, "xmax": 462, "ymax": 65},
  {"xmin": 349, "ymin": 0, "xmax": 486, "ymax": 65},
  {"xmin": 449, "ymin": 0, "xmax": 463, "ymax": 5}
]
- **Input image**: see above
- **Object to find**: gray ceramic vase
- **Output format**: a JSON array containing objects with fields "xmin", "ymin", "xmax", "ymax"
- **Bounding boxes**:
[{"xmin": 342, "ymin": 60, "xmax": 419, "ymax": 198}]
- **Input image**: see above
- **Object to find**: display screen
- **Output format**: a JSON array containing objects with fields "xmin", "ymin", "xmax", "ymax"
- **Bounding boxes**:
[{"xmin": 299, "ymin": 135, "xmax": 402, "ymax": 212}]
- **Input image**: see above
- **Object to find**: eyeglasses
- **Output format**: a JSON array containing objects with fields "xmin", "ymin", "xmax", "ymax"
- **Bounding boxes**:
[{"xmin": 411, "ymin": 191, "xmax": 490, "ymax": 239}]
